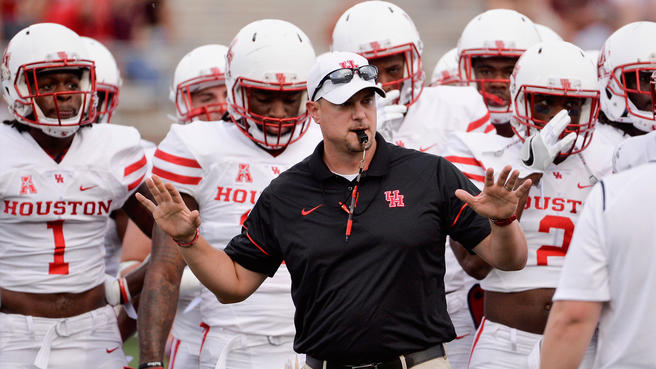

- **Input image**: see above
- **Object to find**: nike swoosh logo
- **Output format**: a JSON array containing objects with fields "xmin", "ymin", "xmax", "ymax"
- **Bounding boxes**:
[
  {"xmin": 79, "ymin": 185, "xmax": 98, "ymax": 191},
  {"xmin": 301, "ymin": 204, "xmax": 323, "ymax": 216},
  {"xmin": 106, "ymin": 346, "xmax": 120, "ymax": 354},
  {"xmin": 419, "ymin": 144, "xmax": 436, "ymax": 152},
  {"xmin": 577, "ymin": 183, "xmax": 594, "ymax": 189}
]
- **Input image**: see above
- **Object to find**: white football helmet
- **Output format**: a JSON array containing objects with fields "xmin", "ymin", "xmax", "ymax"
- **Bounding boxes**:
[
  {"xmin": 510, "ymin": 41, "xmax": 599, "ymax": 155},
  {"xmin": 171, "ymin": 44, "xmax": 228, "ymax": 123},
  {"xmin": 225, "ymin": 19, "xmax": 315, "ymax": 150},
  {"xmin": 458, "ymin": 9, "xmax": 541, "ymax": 123},
  {"xmin": 82, "ymin": 36, "xmax": 121, "ymax": 123},
  {"xmin": 598, "ymin": 21, "xmax": 656, "ymax": 132},
  {"xmin": 1, "ymin": 23, "xmax": 96, "ymax": 137},
  {"xmin": 331, "ymin": 1, "xmax": 424, "ymax": 107},
  {"xmin": 430, "ymin": 48, "xmax": 461, "ymax": 86},
  {"xmin": 535, "ymin": 24, "xmax": 563, "ymax": 42}
]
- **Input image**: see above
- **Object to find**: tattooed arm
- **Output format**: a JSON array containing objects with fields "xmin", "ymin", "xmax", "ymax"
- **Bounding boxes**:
[{"xmin": 137, "ymin": 194, "xmax": 197, "ymax": 364}]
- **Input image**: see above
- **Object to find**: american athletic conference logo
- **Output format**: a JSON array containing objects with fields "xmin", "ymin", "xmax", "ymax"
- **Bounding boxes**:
[{"xmin": 384, "ymin": 190, "xmax": 404, "ymax": 208}]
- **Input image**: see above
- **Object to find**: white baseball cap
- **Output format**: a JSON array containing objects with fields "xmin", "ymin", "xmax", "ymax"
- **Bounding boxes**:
[{"xmin": 307, "ymin": 51, "xmax": 385, "ymax": 104}]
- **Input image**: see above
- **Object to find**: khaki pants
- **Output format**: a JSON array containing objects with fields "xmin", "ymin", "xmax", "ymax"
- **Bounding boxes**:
[{"xmin": 303, "ymin": 355, "xmax": 452, "ymax": 369}]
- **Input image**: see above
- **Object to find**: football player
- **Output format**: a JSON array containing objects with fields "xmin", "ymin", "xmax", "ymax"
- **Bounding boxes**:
[
  {"xmin": 0, "ymin": 23, "xmax": 154, "ymax": 368},
  {"xmin": 430, "ymin": 48, "xmax": 462, "ymax": 87},
  {"xmin": 331, "ymin": 1, "xmax": 493, "ymax": 147},
  {"xmin": 137, "ymin": 20, "xmax": 321, "ymax": 369},
  {"xmin": 596, "ymin": 21, "xmax": 656, "ymax": 147},
  {"xmin": 457, "ymin": 9, "xmax": 542, "ymax": 137},
  {"xmin": 170, "ymin": 44, "xmax": 229, "ymax": 123},
  {"xmin": 444, "ymin": 41, "xmax": 611, "ymax": 369}
]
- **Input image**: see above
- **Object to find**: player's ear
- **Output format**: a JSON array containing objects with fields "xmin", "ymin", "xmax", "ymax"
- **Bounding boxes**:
[{"xmin": 306, "ymin": 100, "xmax": 321, "ymax": 125}]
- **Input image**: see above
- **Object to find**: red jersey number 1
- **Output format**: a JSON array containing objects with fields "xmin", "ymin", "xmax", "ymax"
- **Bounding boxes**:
[{"xmin": 47, "ymin": 220, "xmax": 69, "ymax": 274}]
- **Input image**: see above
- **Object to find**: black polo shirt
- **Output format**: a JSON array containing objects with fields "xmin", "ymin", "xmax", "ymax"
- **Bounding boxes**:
[{"xmin": 224, "ymin": 133, "xmax": 490, "ymax": 363}]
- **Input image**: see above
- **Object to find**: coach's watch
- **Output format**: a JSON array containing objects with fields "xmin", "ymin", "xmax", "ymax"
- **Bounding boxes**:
[{"xmin": 138, "ymin": 362, "xmax": 164, "ymax": 369}]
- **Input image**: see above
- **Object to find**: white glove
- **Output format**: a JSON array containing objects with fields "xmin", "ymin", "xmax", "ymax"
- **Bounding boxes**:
[
  {"xmin": 104, "ymin": 274, "xmax": 138, "ymax": 319},
  {"xmin": 520, "ymin": 109, "xmax": 577, "ymax": 172},
  {"xmin": 376, "ymin": 89, "xmax": 406, "ymax": 141}
]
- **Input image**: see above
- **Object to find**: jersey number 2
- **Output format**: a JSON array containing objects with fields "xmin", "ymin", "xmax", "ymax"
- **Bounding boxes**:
[
  {"xmin": 536, "ymin": 215, "xmax": 574, "ymax": 266},
  {"xmin": 47, "ymin": 220, "xmax": 69, "ymax": 274}
]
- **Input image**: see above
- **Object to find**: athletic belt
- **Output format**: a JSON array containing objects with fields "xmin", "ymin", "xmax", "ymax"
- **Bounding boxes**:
[{"xmin": 305, "ymin": 344, "xmax": 445, "ymax": 369}]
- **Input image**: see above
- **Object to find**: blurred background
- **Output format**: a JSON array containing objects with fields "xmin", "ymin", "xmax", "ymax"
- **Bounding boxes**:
[{"xmin": 1, "ymin": 0, "xmax": 654, "ymax": 143}]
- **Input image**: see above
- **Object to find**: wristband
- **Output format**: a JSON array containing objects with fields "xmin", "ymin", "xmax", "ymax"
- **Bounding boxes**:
[
  {"xmin": 491, "ymin": 214, "xmax": 517, "ymax": 227},
  {"xmin": 173, "ymin": 228, "xmax": 199, "ymax": 248},
  {"xmin": 138, "ymin": 362, "xmax": 164, "ymax": 369}
]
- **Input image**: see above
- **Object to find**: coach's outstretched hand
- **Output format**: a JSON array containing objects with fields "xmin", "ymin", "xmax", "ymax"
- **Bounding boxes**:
[
  {"xmin": 136, "ymin": 175, "xmax": 201, "ymax": 243},
  {"xmin": 455, "ymin": 165, "xmax": 532, "ymax": 220}
]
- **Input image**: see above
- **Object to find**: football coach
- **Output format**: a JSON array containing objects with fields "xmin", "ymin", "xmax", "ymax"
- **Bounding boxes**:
[{"xmin": 137, "ymin": 51, "xmax": 530, "ymax": 369}]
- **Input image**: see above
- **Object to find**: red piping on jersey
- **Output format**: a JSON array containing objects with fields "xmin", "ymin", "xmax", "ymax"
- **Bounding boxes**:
[
  {"xmin": 155, "ymin": 149, "xmax": 201, "ymax": 168},
  {"xmin": 466, "ymin": 111, "xmax": 491, "ymax": 132},
  {"xmin": 484, "ymin": 124, "xmax": 496, "ymax": 133},
  {"xmin": 152, "ymin": 166, "xmax": 202, "ymax": 185},
  {"xmin": 451, "ymin": 203, "xmax": 469, "ymax": 227},
  {"xmin": 124, "ymin": 155, "xmax": 147, "ymax": 176},
  {"xmin": 169, "ymin": 337, "xmax": 181, "ymax": 369},
  {"xmin": 464, "ymin": 172, "xmax": 486, "ymax": 182},
  {"xmin": 246, "ymin": 231, "xmax": 269, "ymax": 256},
  {"xmin": 444, "ymin": 156, "xmax": 486, "ymax": 170},
  {"xmin": 127, "ymin": 174, "xmax": 145, "ymax": 191},
  {"xmin": 469, "ymin": 317, "xmax": 487, "ymax": 366},
  {"xmin": 199, "ymin": 322, "xmax": 210, "ymax": 364}
]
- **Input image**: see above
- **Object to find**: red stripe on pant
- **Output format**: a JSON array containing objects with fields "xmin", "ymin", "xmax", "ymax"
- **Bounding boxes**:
[
  {"xmin": 199, "ymin": 322, "xmax": 211, "ymax": 367},
  {"xmin": 468, "ymin": 317, "xmax": 487, "ymax": 368},
  {"xmin": 167, "ymin": 337, "xmax": 181, "ymax": 369}
]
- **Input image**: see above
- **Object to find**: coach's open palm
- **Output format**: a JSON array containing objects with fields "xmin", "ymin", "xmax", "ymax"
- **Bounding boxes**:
[
  {"xmin": 455, "ymin": 165, "xmax": 532, "ymax": 220},
  {"xmin": 136, "ymin": 175, "xmax": 201, "ymax": 242}
]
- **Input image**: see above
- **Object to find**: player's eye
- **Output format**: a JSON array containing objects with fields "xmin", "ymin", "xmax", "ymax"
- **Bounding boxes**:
[{"xmin": 534, "ymin": 99, "xmax": 551, "ymax": 115}]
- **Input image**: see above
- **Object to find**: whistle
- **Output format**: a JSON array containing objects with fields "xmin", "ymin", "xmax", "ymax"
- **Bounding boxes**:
[{"xmin": 356, "ymin": 129, "xmax": 368, "ymax": 144}]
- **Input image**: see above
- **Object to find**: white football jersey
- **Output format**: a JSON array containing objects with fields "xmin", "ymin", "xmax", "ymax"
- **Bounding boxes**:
[
  {"xmin": 593, "ymin": 122, "xmax": 630, "ymax": 148},
  {"xmin": 612, "ymin": 130, "xmax": 656, "ymax": 173},
  {"xmin": 103, "ymin": 138, "xmax": 156, "ymax": 276},
  {"xmin": 554, "ymin": 163, "xmax": 656, "ymax": 368},
  {"xmin": 389, "ymin": 85, "xmax": 493, "ymax": 155},
  {"xmin": 444, "ymin": 131, "xmax": 612, "ymax": 292},
  {"xmin": 0, "ymin": 123, "xmax": 147, "ymax": 293},
  {"xmin": 153, "ymin": 120, "xmax": 322, "ymax": 335}
]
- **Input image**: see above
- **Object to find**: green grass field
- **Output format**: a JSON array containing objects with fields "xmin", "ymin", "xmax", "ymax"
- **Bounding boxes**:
[{"xmin": 123, "ymin": 336, "xmax": 168, "ymax": 368}]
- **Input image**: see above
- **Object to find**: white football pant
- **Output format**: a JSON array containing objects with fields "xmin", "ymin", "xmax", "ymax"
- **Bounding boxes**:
[
  {"xmin": 199, "ymin": 325, "xmax": 301, "ymax": 369},
  {"xmin": 468, "ymin": 318, "xmax": 595, "ymax": 369},
  {"xmin": 445, "ymin": 288, "xmax": 476, "ymax": 369},
  {"xmin": 0, "ymin": 305, "xmax": 127, "ymax": 369}
]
